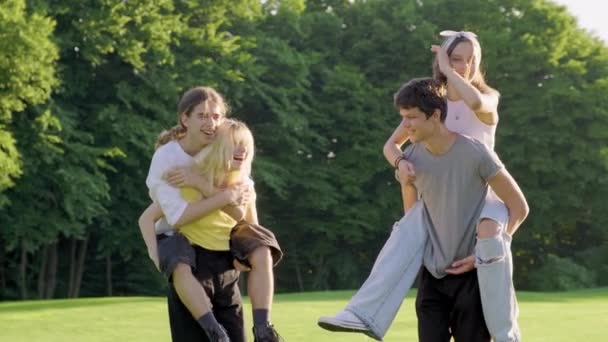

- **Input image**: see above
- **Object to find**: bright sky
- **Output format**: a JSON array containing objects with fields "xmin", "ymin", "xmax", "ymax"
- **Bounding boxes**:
[{"xmin": 551, "ymin": 0, "xmax": 607, "ymax": 43}]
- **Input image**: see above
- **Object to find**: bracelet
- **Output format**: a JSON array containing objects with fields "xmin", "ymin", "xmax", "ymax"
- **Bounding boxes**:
[{"xmin": 394, "ymin": 155, "xmax": 405, "ymax": 169}]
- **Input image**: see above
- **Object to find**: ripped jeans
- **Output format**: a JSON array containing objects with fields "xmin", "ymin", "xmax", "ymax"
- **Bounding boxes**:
[{"xmin": 345, "ymin": 194, "xmax": 520, "ymax": 342}]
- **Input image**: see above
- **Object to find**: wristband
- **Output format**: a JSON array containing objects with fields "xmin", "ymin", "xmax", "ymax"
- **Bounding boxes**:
[{"xmin": 394, "ymin": 155, "xmax": 405, "ymax": 169}]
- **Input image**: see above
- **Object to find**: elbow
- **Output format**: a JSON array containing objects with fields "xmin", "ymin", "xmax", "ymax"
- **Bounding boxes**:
[
  {"xmin": 138, "ymin": 213, "xmax": 147, "ymax": 232},
  {"xmin": 513, "ymin": 200, "xmax": 530, "ymax": 224},
  {"xmin": 383, "ymin": 140, "xmax": 400, "ymax": 164},
  {"xmin": 382, "ymin": 141, "xmax": 391, "ymax": 159},
  {"xmin": 522, "ymin": 200, "xmax": 530, "ymax": 221},
  {"xmin": 469, "ymin": 98, "xmax": 483, "ymax": 112},
  {"xmin": 172, "ymin": 218, "xmax": 184, "ymax": 229}
]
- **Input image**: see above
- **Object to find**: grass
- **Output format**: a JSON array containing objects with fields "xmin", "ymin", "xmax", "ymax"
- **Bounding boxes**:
[{"xmin": 1, "ymin": 288, "xmax": 607, "ymax": 341}]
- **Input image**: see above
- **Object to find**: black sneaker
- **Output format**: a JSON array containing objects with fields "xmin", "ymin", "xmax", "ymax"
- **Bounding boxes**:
[
  {"xmin": 205, "ymin": 325, "xmax": 231, "ymax": 342},
  {"xmin": 253, "ymin": 323, "xmax": 284, "ymax": 342}
]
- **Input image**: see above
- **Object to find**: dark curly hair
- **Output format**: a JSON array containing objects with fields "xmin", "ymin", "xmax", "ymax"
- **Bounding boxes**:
[{"xmin": 393, "ymin": 77, "xmax": 447, "ymax": 122}]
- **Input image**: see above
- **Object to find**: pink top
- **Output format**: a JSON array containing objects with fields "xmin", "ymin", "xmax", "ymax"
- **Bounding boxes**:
[{"xmin": 445, "ymin": 99, "xmax": 496, "ymax": 150}]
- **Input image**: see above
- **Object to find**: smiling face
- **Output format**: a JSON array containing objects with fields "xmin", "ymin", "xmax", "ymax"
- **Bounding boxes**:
[
  {"xmin": 180, "ymin": 100, "xmax": 224, "ymax": 146},
  {"xmin": 226, "ymin": 122, "xmax": 254, "ymax": 172},
  {"xmin": 230, "ymin": 142, "xmax": 249, "ymax": 170},
  {"xmin": 393, "ymin": 78, "xmax": 447, "ymax": 143},
  {"xmin": 176, "ymin": 86, "xmax": 229, "ymax": 153},
  {"xmin": 399, "ymin": 106, "xmax": 441, "ymax": 143}
]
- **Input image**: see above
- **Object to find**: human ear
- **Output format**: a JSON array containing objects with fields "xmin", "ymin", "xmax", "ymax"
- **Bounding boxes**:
[{"xmin": 180, "ymin": 113, "xmax": 189, "ymax": 129}]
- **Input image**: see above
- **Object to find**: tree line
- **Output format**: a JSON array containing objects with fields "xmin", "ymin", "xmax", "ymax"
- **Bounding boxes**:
[{"xmin": 1, "ymin": 0, "xmax": 607, "ymax": 300}]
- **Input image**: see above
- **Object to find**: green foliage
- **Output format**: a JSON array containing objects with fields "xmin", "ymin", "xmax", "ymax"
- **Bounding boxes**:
[
  {"xmin": 528, "ymin": 254, "xmax": 596, "ymax": 291},
  {"xmin": 0, "ymin": 0, "xmax": 58, "ymax": 199},
  {"xmin": 577, "ymin": 245, "xmax": 608, "ymax": 286},
  {"xmin": 1, "ymin": 0, "xmax": 607, "ymax": 298}
]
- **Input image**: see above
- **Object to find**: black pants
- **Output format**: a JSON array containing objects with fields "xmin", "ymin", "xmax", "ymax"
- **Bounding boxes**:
[
  {"xmin": 167, "ymin": 246, "xmax": 245, "ymax": 342},
  {"xmin": 416, "ymin": 267, "xmax": 490, "ymax": 342}
]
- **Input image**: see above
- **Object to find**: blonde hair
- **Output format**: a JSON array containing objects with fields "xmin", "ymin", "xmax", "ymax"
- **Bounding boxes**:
[
  {"xmin": 193, "ymin": 119, "xmax": 254, "ymax": 186},
  {"xmin": 432, "ymin": 32, "xmax": 498, "ymax": 96},
  {"xmin": 155, "ymin": 86, "xmax": 230, "ymax": 149}
]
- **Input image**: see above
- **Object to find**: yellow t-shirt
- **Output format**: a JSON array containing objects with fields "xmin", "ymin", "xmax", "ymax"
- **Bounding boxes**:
[{"xmin": 177, "ymin": 187, "xmax": 237, "ymax": 251}]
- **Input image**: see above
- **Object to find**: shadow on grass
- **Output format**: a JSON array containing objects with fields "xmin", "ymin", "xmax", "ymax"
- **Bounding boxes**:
[{"xmin": 0, "ymin": 296, "xmax": 165, "ymax": 313}]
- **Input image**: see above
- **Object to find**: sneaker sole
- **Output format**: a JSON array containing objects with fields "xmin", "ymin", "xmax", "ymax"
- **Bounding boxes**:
[{"xmin": 317, "ymin": 319, "xmax": 382, "ymax": 341}]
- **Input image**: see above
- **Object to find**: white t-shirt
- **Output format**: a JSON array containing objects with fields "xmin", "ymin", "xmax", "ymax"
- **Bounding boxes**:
[
  {"xmin": 145, "ymin": 140, "xmax": 193, "ymax": 228},
  {"xmin": 445, "ymin": 99, "xmax": 496, "ymax": 150}
]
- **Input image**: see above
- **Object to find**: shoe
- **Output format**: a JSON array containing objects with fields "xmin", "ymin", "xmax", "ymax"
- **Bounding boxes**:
[
  {"xmin": 318, "ymin": 310, "xmax": 382, "ymax": 341},
  {"xmin": 253, "ymin": 322, "xmax": 284, "ymax": 342},
  {"xmin": 205, "ymin": 324, "xmax": 231, "ymax": 342}
]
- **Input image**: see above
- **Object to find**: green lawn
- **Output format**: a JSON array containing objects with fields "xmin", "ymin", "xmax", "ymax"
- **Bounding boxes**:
[{"xmin": 1, "ymin": 288, "xmax": 607, "ymax": 341}]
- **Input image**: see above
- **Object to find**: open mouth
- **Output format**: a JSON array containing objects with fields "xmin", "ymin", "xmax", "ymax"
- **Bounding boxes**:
[
  {"xmin": 202, "ymin": 129, "xmax": 215, "ymax": 136},
  {"xmin": 233, "ymin": 155, "xmax": 245, "ymax": 162}
]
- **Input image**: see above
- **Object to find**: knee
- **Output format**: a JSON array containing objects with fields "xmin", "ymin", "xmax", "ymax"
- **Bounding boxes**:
[
  {"xmin": 475, "ymin": 234, "xmax": 507, "ymax": 266},
  {"xmin": 477, "ymin": 218, "xmax": 502, "ymax": 239},
  {"xmin": 172, "ymin": 263, "xmax": 193, "ymax": 280},
  {"xmin": 249, "ymin": 247, "xmax": 272, "ymax": 269}
]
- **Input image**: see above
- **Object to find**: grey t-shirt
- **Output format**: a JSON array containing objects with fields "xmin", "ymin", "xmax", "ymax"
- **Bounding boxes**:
[{"xmin": 404, "ymin": 134, "xmax": 503, "ymax": 278}]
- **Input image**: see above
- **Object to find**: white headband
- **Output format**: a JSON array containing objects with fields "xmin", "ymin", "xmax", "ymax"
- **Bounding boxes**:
[{"xmin": 439, "ymin": 30, "xmax": 478, "ymax": 39}]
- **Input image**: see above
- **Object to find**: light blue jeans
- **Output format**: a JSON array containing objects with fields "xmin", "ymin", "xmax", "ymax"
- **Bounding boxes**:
[{"xmin": 345, "ymin": 196, "xmax": 520, "ymax": 342}]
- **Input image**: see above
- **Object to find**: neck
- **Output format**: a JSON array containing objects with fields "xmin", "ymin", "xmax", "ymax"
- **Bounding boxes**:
[
  {"xmin": 422, "ymin": 125, "xmax": 457, "ymax": 155},
  {"xmin": 178, "ymin": 135, "xmax": 205, "ymax": 156}
]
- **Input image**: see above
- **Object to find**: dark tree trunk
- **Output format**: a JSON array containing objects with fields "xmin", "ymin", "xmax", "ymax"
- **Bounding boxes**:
[
  {"xmin": 19, "ymin": 244, "xmax": 28, "ymax": 299},
  {"xmin": 45, "ymin": 243, "xmax": 58, "ymax": 299},
  {"xmin": 67, "ymin": 238, "xmax": 77, "ymax": 297},
  {"xmin": 0, "ymin": 238, "xmax": 6, "ymax": 292},
  {"xmin": 37, "ymin": 245, "xmax": 49, "ymax": 299},
  {"xmin": 106, "ymin": 253, "xmax": 112, "ymax": 297},
  {"xmin": 71, "ymin": 235, "xmax": 89, "ymax": 298},
  {"xmin": 292, "ymin": 242, "xmax": 304, "ymax": 292}
]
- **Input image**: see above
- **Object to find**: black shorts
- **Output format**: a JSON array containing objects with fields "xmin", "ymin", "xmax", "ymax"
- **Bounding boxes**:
[
  {"xmin": 167, "ymin": 246, "xmax": 244, "ymax": 342},
  {"xmin": 230, "ymin": 221, "xmax": 283, "ymax": 268},
  {"xmin": 416, "ymin": 267, "xmax": 490, "ymax": 342},
  {"xmin": 157, "ymin": 233, "xmax": 196, "ymax": 278}
]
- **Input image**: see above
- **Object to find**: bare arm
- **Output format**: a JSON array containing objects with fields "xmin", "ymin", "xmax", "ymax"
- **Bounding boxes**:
[
  {"xmin": 388, "ymin": 119, "xmax": 418, "ymax": 213},
  {"xmin": 383, "ymin": 119, "xmax": 409, "ymax": 166},
  {"xmin": 138, "ymin": 203, "xmax": 164, "ymax": 270},
  {"xmin": 174, "ymin": 189, "xmax": 247, "ymax": 228},
  {"xmin": 384, "ymin": 119, "xmax": 417, "ymax": 186},
  {"xmin": 165, "ymin": 167, "xmax": 219, "ymax": 197},
  {"xmin": 222, "ymin": 205, "xmax": 246, "ymax": 221},
  {"xmin": 401, "ymin": 183, "xmax": 418, "ymax": 214},
  {"xmin": 193, "ymin": 179, "xmax": 247, "ymax": 222},
  {"xmin": 244, "ymin": 189, "xmax": 259, "ymax": 224},
  {"xmin": 445, "ymin": 69, "xmax": 499, "ymax": 125},
  {"xmin": 164, "ymin": 167, "xmax": 248, "ymax": 223},
  {"xmin": 431, "ymin": 45, "xmax": 499, "ymax": 125},
  {"xmin": 488, "ymin": 169, "xmax": 530, "ymax": 235}
]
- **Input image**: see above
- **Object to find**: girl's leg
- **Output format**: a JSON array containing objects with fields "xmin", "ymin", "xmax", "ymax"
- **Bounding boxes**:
[
  {"xmin": 319, "ymin": 200, "xmax": 428, "ymax": 340},
  {"xmin": 475, "ymin": 198, "xmax": 521, "ymax": 342},
  {"xmin": 247, "ymin": 246, "xmax": 283, "ymax": 341},
  {"xmin": 247, "ymin": 246, "xmax": 274, "ymax": 321}
]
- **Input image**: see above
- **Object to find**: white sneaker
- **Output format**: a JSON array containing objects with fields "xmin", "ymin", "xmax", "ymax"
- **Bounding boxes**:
[{"xmin": 318, "ymin": 310, "xmax": 382, "ymax": 341}]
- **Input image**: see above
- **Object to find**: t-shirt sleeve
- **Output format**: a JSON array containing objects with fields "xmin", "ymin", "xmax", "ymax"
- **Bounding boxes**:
[
  {"xmin": 403, "ymin": 144, "xmax": 415, "ymax": 160},
  {"xmin": 478, "ymin": 144, "xmax": 504, "ymax": 182},
  {"xmin": 145, "ymin": 148, "xmax": 189, "ymax": 226}
]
